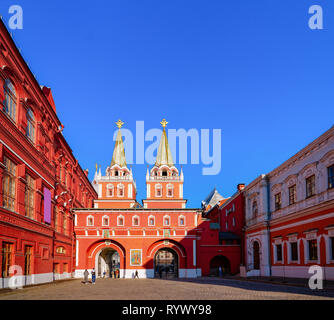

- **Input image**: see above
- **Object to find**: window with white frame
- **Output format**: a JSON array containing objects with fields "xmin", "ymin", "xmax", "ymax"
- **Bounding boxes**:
[
  {"xmin": 117, "ymin": 184, "xmax": 124, "ymax": 197},
  {"xmin": 290, "ymin": 242, "xmax": 298, "ymax": 261},
  {"xmin": 117, "ymin": 215, "xmax": 124, "ymax": 226},
  {"xmin": 276, "ymin": 244, "xmax": 282, "ymax": 262},
  {"xmin": 163, "ymin": 215, "xmax": 170, "ymax": 226},
  {"xmin": 133, "ymin": 216, "xmax": 139, "ymax": 226},
  {"xmin": 102, "ymin": 215, "xmax": 109, "ymax": 226},
  {"xmin": 308, "ymin": 239, "xmax": 318, "ymax": 260},
  {"xmin": 330, "ymin": 237, "xmax": 334, "ymax": 260},
  {"xmin": 87, "ymin": 216, "xmax": 94, "ymax": 226},
  {"xmin": 167, "ymin": 184, "xmax": 173, "ymax": 197},
  {"xmin": 179, "ymin": 216, "xmax": 185, "ymax": 226},
  {"xmin": 148, "ymin": 216, "xmax": 155, "ymax": 226},
  {"xmin": 306, "ymin": 175, "xmax": 316, "ymax": 198},
  {"xmin": 155, "ymin": 184, "xmax": 162, "ymax": 197},
  {"xmin": 3, "ymin": 79, "xmax": 17, "ymax": 122},
  {"xmin": 26, "ymin": 108, "xmax": 35, "ymax": 142},
  {"xmin": 107, "ymin": 184, "xmax": 114, "ymax": 197},
  {"xmin": 252, "ymin": 200, "xmax": 258, "ymax": 218}
]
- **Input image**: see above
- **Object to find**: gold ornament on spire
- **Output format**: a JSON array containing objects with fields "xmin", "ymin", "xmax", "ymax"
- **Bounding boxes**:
[
  {"xmin": 116, "ymin": 119, "xmax": 124, "ymax": 129},
  {"xmin": 95, "ymin": 163, "xmax": 98, "ymax": 172},
  {"xmin": 160, "ymin": 118, "xmax": 168, "ymax": 129}
]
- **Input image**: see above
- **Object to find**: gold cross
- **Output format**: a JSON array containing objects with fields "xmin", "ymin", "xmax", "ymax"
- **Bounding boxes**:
[
  {"xmin": 116, "ymin": 119, "xmax": 124, "ymax": 129},
  {"xmin": 160, "ymin": 118, "xmax": 168, "ymax": 128}
]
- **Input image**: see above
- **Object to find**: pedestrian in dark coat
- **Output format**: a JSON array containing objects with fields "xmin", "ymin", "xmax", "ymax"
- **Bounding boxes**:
[
  {"xmin": 83, "ymin": 269, "xmax": 89, "ymax": 284},
  {"xmin": 91, "ymin": 268, "xmax": 96, "ymax": 284}
]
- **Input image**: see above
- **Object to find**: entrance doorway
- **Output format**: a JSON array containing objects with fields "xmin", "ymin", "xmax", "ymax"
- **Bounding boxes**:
[
  {"xmin": 209, "ymin": 255, "xmax": 231, "ymax": 276},
  {"xmin": 98, "ymin": 248, "xmax": 120, "ymax": 277},
  {"xmin": 253, "ymin": 241, "xmax": 260, "ymax": 270},
  {"xmin": 154, "ymin": 248, "xmax": 178, "ymax": 279}
]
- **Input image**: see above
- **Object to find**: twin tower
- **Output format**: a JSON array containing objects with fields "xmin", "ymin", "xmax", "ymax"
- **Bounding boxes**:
[{"xmin": 92, "ymin": 119, "xmax": 186, "ymax": 209}]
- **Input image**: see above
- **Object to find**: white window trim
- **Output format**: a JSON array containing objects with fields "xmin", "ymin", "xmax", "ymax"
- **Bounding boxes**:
[
  {"xmin": 132, "ymin": 215, "xmax": 140, "ymax": 227},
  {"xmin": 86, "ymin": 215, "xmax": 94, "ymax": 226},
  {"xmin": 102, "ymin": 215, "xmax": 109, "ymax": 226},
  {"xmin": 106, "ymin": 184, "xmax": 114, "ymax": 197},
  {"xmin": 166, "ymin": 184, "xmax": 174, "ymax": 198},
  {"xmin": 155, "ymin": 184, "xmax": 162, "ymax": 197},
  {"xmin": 178, "ymin": 215, "xmax": 185, "ymax": 226},
  {"xmin": 117, "ymin": 215, "xmax": 125, "ymax": 226},
  {"xmin": 163, "ymin": 215, "xmax": 170, "ymax": 226},
  {"xmin": 117, "ymin": 183, "xmax": 125, "ymax": 197},
  {"xmin": 148, "ymin": 215, "xmax": 155, "ymax": 226}
]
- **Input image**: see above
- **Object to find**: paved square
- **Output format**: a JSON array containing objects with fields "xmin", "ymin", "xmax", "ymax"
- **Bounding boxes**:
[{"xmin": 0, "ymin": 278, "xmax": 333, "ymax": 300}]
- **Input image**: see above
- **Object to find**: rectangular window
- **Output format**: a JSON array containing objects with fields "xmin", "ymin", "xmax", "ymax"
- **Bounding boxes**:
[
  {"xmin": 24, "ymin": 246, "xmax": 32, "ymax": 275},
  {"xmin": 331, "ymin": 237, "xmax": 334, "ymax": 260},
  {"xmin": 54, "ymin": 206, "xmax": 59, "ymax": 232},
  {"xmin": 328, "ymin": 165, "xmax": 334, "ymax": 189},
  {"xmin": 290, "ymin": 242, "xmax": 298, "ymax": 261},
  {"xmin": 274, "ymin": 193, "xmax": 281, "ymax": 211},
  {"xmin": 288, "ymin": 185, "xmax": 296, "ymax": 205},
  {"xmin": 306, "ymin": 175, "xmax": 316, "ymax": 198},
  {"xmin": 1, "ymin": 242, "xmax": 13, "ymax": 278},
  {"xmin": 103, "ymin": 229, "xmax": 110, "ymax": 238},
  {"xmin": 3, "ymin": 156, "xmax": 16, "ymax": 211},
  {"xmin": 25, "ymin": 174, "xmax": 35, "ymax": 219},
  {"xmin": 308, "ymin": 239, "xmax": 318, "ymax": 261},
  {"xmin": 276, "ymin": 244, "xmax": 282, "ymax": 261},
  {"xmin": 62, "ymin": 213, "xmax": 67, "ymax": 235}
]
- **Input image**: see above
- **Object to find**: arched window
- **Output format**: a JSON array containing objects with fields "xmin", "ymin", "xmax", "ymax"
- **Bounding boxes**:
[
  {"xmin": 117, "ymin": 215, "xmax": 124, "ymax": 226},
  {"xmin": 179, "ymin": 215, "xmax": 185, "ymax": 226},
  {"xmin": 133, "ymin": 216, "xmax": 139, "ymax": 226},
  {"xmin": 26, "ymin": 108, "xmax": 35, "ymax": 142},
  {"xmin": 252, "ymin": 200, "xmax": 258, "ymax": 218},
  {"xmin": 3, "ymin": 79, "xmax": 17, "ymax": 121},
  {"xmin": 107, "ymin": 184, "xmax": 114, "ymax": 197},
  {"xmin": 87, "ymin": 216, "xmax": 94, "ymax": 226},
  {"xmin": 163, "ymin": 215, "xmax": 170, "ymax": 226},
  {"xmin": 162, "ymin": 170, "xmax": 168, "ymax": 177},
  {"xmin": 117, "ymin": 184, "xmax": 124, "ymax": 197},
  {"xmin": 167, "ymin": 184, "xmax": 174, "ymax": 197},
  {"xmin": 155, "ymin": 184, "xmax": 162, "ymax": 197},
  {"xmin": 102, "ymin": 215, "xmax": 109, "ymax": 226},
  {"xmin": 148, "ymin": 215, "xmax": 155, "ymax": 226}
]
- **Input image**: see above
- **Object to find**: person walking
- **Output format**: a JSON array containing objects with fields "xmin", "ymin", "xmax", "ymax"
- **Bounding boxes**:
[
  {"xmin": 91, "ymin": 268, "xmax": 96, "ymax": 284},
  {"xmin": 218, "ymin": 266, "xmax": 223, "ymax": 277},
  {"xmin": 83, "ymin": 269, "xmax": 89, "ymax": 284},
  {"xmin": 116, "ymin": 269, "xmax": 119, "ymax": 278},
  {"xmin": 134, "ymin": 270, "xmax": 139, "ymax": 279},
  {"xmin": 103, "ymin": 270, "xmax": 106, "ymax": 279}
]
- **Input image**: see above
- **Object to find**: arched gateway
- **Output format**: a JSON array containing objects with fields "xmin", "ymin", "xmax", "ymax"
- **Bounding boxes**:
[
  {"xmin": 154, "ymin": 248, "xmax": 179, "ymax": 278},
  {"xmin": 97, "ymin": 248, "xmax": 120, "ymax": 277}
]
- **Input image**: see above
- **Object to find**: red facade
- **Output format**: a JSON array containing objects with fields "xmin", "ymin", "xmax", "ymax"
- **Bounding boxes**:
[{"xmin": 0, "ymin": 20, "xmax": 96, "ymax": 288}]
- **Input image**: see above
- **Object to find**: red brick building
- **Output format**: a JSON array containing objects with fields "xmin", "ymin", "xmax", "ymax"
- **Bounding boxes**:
[{"xmin": 0, "ymin": 20, "xmax": 96, "ymax": 288}]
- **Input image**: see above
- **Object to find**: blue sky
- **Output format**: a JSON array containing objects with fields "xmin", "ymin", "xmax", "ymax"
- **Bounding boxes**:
[{"xmin": 1, "ymin": 0, "xmax": 333, "ymax": 207}]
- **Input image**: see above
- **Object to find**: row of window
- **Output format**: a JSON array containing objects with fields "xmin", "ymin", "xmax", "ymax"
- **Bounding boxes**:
[
  {"xmin": 274, "ymin": 237, "xmax": 334, "ymax": 263},
  {"xmin": 251, "ymin": 166, "xmax": 334, "ymax": 216},
  {"xmin": 86, "ymin": 215, "xmax": 186, "ymax": 227},
  {"xmin": 274, "ymin": 168, "xmax": 334, "ymax": 211},
  {"xmin": 3, "ymin": 79, "xmax": 36, "ymax": 142},
  {"xmin": 2, "ymin": 156, "xmax": 70, "ymax": 235},
  {"xmin": 1, "ymin": 243, "xmax": 32, "ymax": 278}
]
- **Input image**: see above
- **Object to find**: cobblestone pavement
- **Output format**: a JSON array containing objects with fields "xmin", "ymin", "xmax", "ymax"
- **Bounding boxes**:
[{"xmin": 0, "ymin": 277, "xmax": 333, "ymax": 300}]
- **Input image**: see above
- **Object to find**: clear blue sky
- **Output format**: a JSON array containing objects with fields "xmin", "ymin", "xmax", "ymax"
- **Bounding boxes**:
[{"xmin": 1, "ymin": 0, "xmax": 333, "ymax": 207}]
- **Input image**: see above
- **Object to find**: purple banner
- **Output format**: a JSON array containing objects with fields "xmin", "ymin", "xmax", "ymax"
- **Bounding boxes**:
[{"xmin": 43, "ymin": 187, "xmax": 51, "ymax": 224}]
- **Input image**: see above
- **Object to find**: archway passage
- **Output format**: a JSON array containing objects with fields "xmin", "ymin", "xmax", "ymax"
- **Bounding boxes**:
[
  {"xmin": 154, "ymin": 248, "xmax": 178, "ymax": 279},
  {"xmin": 98, "ymin": 248, "xmax": 120, "ymax": 277},
  {"xmin": 209, "ymin": 255, "xmax": 231, "ymax": 276},
  {"xmin": 253, "ymin": 241, "xmax": 260, "ymax": 270}
]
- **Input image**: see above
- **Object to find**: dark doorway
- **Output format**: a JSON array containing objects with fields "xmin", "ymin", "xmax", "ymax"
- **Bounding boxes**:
[
  {"xmin": 253, "ymin": 241, "xmax": 260, "ymax": 270},
  {"xmin": 154, "ymin": 248, "xmax": 178, "ymax": 279},
  {"xmin": 209, "ymin": 255, "xmax": 231, "ymax": 276}
]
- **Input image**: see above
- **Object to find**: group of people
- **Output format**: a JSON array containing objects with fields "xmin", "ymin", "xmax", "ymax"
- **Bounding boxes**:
[{"xmin": 83, "ymin": 268, "xmax": 121, "ymax": 284}]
